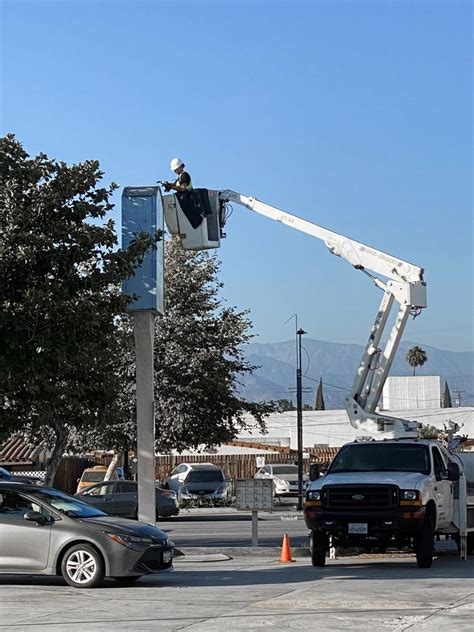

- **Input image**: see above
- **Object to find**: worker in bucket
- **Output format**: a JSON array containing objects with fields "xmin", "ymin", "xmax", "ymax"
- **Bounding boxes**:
[{"xmin": 162, "ymin": 157, "xmax": 193, "ymax": 193}]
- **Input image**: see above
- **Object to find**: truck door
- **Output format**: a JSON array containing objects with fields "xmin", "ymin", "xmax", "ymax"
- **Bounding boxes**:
[{"xmin": 431, "ymin": 446, "xmax": 452, "ymax": 529}]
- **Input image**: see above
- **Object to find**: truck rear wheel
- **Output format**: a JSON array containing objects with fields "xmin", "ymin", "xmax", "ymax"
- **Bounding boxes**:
[
  {"xmin": 310, "ymin": 530, "xmax": 328, "ymax": 567},
  {"xmin": 414, "ymin": 515, "xmax": 434, "ymax": 568}
]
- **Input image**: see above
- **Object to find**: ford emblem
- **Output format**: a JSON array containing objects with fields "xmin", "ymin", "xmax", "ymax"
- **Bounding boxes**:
[{"xmin": 352, "ymin": 494, "xmax": 364, "ymax": 500}]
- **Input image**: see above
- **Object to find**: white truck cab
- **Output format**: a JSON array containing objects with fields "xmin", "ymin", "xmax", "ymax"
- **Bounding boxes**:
[{"xmin": 304, "ymin": 438, "xmax": 473, "ymax": 568}]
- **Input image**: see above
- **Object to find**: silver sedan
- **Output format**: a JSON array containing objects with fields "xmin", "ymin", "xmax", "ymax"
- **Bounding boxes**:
[{"xmin": 0, "ymin": 482, "xmax": 174, "ymax": 588}]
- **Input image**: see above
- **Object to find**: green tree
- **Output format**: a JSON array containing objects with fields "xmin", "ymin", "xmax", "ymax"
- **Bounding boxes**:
[
  {"xmin": 153, "ymin": 238, "xmax": 274, "ymax": 452},
  {"xmin": 406, "ymin": 346, "xmax": 427, "ymax": 376},
  {"xmin": 276, "ymin": 399, "xmax": 295, "ymax": 412},
  {"xmin": 442, "ymin": 381, "xmax": 452, "ymax": 408},
  {"xmin": 419, "ymin": 424, "xmax": 440, "ymax": 439},
  {"xmin": 0, "ymin": 135, "xmax": 159, "ymax": 485},
  {"xmin": 315, "ymin": 377, "xmax": 326, "ymax": 410},
  {"xmin": 80, "ymin": 238, "xmax": 275, "ymax": 455}
]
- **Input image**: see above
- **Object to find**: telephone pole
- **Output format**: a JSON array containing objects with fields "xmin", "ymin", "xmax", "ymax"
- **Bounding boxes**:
[
  {"xmin": 296, "ymin": 327, "xmax": 306, "ymax": 511},
  {"xmin": 454, "ymin": 390, "xmax": 466, "ymax": 407}
]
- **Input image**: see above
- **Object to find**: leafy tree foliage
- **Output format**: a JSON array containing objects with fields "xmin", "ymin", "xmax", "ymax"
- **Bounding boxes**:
[
  {"xmin": 315, "ymin": 377, "xmax": 326, "ymax": 410},
  {"xmin": 0, "ymin": 135, "xmax": 158, "ymax": 484},
  {"xmin": 406, "ymin": 346, "xmax": 427, "ymax": 376},
  {"xmin": 152, "ymin": 238, "xmax": 273, "ymax": 452},
  {"xmin": 419, "ymin": 424, "xmax": 440, "ymax": 439},
  {"xmin": 77, "ymin": 238, "xmax": 275, "ymax": 455},
  {"xmin": 442, "ymin": 381, "xmax": 452, "ymax": 408},
  {"xmin": 276, "ymin": 399, "xmax": 295, "ymax": 412}
]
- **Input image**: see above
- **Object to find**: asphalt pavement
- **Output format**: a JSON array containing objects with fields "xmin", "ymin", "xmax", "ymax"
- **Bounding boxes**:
[
  {"xmin": 1, "ymin": 507, "xmax": 472, "ymax": 631},
  {"xmin": 159, "ymin": 506, "xmax": 310, "ymax": 551},
  {"xmin": 1, "ymin": 554, "xmax": 473, "ymax": 631}
]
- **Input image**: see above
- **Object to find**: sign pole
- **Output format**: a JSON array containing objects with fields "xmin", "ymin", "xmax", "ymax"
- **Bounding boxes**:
[
  {"xmin": 251, "ymin": 510, "xmax": 259, "ymax": 547},
  {"xmin": 122, "ymin": 186, "xmax": 164, "ymax": 526},
  {"xmin": 134, "ymin": 310, "xmax": 156, "ymax": 524}
]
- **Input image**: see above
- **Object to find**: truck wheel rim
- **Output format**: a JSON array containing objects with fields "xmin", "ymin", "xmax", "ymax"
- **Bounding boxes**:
[{"xmin": 66, "ymin": 550, "xmax": 97, "ymax": 584}]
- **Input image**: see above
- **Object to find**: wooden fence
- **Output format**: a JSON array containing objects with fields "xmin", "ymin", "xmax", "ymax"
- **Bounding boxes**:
[
  {"xmin": 52, "ymin": 448, "xmax": 338, "ymax": 494},
  {"xmin": 156, "ymin": 453, "xmax": 305, "ymax": 486},
  {"xmin": 53, "ymin": 456, "xmax": 95, "ymax": 494}
]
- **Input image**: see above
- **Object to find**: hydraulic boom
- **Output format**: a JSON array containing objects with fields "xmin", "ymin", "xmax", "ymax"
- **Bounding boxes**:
[{"xmin": 219, "ymin": 190, "xmax": 427, "ymax": 438}]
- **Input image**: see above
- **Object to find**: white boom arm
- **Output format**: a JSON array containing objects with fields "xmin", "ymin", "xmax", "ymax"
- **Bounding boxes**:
[{"xmin": 219, "ymin": 190, "xmax": 428, "ymax": 438}]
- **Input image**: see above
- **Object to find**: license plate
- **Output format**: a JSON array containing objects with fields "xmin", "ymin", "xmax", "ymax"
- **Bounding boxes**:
[
  {"xmin": 348, "ymin": 523, "xmax": 368, "ymax": 534},
  {"xmin": 163, "ymin": 550, "xmax": 172, "ymax": 563}
]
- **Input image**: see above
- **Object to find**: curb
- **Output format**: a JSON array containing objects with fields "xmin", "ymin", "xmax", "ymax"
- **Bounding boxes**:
[
  {"xmin": 175, "ymin": 546, "xmax": 310, "ymax": 558},
  {"xmin": 174, "ymin": 546, "xmax": 460, "ymax": 560}
]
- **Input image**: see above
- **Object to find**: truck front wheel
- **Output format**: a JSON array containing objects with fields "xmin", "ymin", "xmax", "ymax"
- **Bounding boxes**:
[
  {"xmin": 310, "ymin": 530, "xmax": 328, "ymax": 567},
  {"xmin": 414, "ymin": 514, "xmax": 434, "ymax": 568}
]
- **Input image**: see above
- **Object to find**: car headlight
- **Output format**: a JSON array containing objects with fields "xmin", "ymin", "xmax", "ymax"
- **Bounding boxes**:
[
  {"xmin": 306, "ymin": 490, "xmax": 321, "ymax": 501},
  {"xmin": 273, "ymin": 477, "xmax": 289, "ymax": 489},
  {"xmin": 214, "ymin": 483, "xmax": 228, "ymax": 494},
  {"xmin": 400, "ymin": 490, "xmax": 422, "ymax": 506},
  {"xmin": 106, "ymin": 533, "xmax": 171, "ymax": 548}
]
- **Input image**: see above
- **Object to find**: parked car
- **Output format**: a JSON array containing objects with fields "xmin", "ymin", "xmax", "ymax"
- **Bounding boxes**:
[
  {"xmin": 76, "ymin": 480, "xmax": 179, "ymax": 519},
  {"xmin": 0, "ymin": 481, "xmax": 174, "ymax": 588},
  {"xmin": 165, "ymin": 463, "xmax": 231, "ymax": 503},
  {"xmin": 76, "ymin": 465, "xmax": 124, "ymax": 494},
  {"xmin": 0, "ymin": 466, "xmax": 43, "ymax": 486},
  {"xmin": 255, "ymin": 464, "xmax": 308, "ymax": 501}
]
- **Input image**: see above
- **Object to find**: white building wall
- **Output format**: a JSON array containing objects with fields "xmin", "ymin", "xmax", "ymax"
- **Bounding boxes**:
[
  {"xmin": 239, "ymin": 407, "xmax": 474, "ymax": 449},
  {"xmin": 382, "ymin": 376, "xmax": 441, "ymax": 410}
]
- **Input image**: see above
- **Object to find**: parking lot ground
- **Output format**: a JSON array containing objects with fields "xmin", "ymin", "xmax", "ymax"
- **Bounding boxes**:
[{"xmin": 0, "ymin": 554, "xmax": 472, "ymax": 631}]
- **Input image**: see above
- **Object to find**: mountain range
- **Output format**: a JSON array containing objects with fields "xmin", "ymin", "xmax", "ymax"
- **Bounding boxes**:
[{"xmin": 240, "ymin": 339, "xmax": 474, "ymax": 409}]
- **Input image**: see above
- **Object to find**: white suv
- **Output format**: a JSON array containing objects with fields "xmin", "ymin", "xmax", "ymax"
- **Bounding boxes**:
[{"xmin": 255, "ymin": 464, "xmax": 308, "ymax": 500}]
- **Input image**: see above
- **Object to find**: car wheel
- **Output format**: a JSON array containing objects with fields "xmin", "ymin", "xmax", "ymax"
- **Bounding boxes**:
[
  {"xmin": 310, "ymin": 530, "xmax": 328, "ymax": 567},
  {"xmin": 414, "ymin": 514, "xmax": 435, "ymax": 569},
  {"xmin": 113, "ymin": 576, "xmax": 141, "ymax": 585},
  {"xmin": 61, "ymin": 544, "xmax": 105, "ymax": 588}
]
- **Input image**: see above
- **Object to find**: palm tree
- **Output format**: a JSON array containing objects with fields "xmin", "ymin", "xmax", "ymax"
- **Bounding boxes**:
[{"xmin": 406, "ymin": 346, "xmax": 428, "ymax": 376}]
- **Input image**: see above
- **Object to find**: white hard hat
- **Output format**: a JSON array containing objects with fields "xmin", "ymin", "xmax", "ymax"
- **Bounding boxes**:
[{"xmin": 170, "ymin": 157, "xmax": 184, "ymax": 171}]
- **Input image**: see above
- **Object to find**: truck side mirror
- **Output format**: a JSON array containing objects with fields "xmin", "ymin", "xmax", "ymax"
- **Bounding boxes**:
[
  {"xmin": 447, "ymin": 462, "xmax": 460, "ymax": 482},
  {"xmin": 309, "ymin": 463, "xmax": 320, "ymax": 481}
]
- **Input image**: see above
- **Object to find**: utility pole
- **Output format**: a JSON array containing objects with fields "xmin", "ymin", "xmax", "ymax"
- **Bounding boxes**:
[
  {"xmin": 296, "ymin": 327, "xmax": 306, "ymax": 511},
  {"xmin": 454, "ymin": 390, "xmax": 466, "ymax": 407}
]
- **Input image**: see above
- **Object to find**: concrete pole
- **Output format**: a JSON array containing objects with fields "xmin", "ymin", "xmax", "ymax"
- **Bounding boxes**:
[
  {"xmin": 133, "ymin": 310, "xmax": 156, "ymax": 524},
  {"xmin": 251, "ymin": 510, "xmax": 259, "ymax": 547}
]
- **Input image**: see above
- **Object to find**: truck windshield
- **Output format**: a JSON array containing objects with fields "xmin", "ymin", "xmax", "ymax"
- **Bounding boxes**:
[{"xmin": 328, "ymin": 443, "xmax": 430, "ymax": 475}]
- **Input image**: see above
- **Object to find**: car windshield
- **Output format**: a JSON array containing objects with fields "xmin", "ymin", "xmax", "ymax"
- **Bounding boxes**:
[
  {"xmin": 29, "ymin": 488, "xmax": 107, "ymax": 518},
  {"xmin": 81, "ymin": 471, "xmax": 107, "ymax": 483},
  {"xmin": 186, "ymin": 470, "xmax": 224, "ymax": 483},
  {"xmin": 328, "ymin": 443, "xmax": 430, "ymax": 475},
  {"xmin": 271, "ymin": 466, "xmax": 298, "ymax": 475}
]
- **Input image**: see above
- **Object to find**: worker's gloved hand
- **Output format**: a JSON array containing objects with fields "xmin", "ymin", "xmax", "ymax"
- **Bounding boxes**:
[{"xmin": 162, "ymin": 181, "xmax": 171, "ymax": 192}]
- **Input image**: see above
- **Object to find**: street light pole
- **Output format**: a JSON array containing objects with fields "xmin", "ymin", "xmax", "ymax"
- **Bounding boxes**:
[{"xmin": 296, "ymin": 327, "xmax": 306, "ymax": 511}]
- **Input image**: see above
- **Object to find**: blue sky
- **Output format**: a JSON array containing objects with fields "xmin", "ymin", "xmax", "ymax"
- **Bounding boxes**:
[{"xmin": 1, "ymin": 0, "xmax": 472, "ymax": 352}]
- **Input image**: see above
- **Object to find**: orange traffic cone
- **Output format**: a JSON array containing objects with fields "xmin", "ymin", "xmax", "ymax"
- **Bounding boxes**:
[{"xmin": 279, "ymin": 533, "xmax": 295, "ymax": 563}]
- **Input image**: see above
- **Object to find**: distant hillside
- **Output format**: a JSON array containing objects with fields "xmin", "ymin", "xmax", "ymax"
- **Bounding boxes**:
[{"xmin": 239, "ymin": 339, "xmax": 474, "ymax": 409}]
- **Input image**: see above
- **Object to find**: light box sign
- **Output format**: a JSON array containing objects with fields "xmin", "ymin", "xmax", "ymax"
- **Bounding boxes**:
[{"xmin": 122, "ymin": 186, "xmax": 164, "ymax": 314}]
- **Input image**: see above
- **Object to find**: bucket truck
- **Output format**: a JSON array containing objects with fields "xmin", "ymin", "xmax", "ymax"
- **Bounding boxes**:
[{"xmin": 162, "ymin": 187, "xmax": 474, "ymax": 567}]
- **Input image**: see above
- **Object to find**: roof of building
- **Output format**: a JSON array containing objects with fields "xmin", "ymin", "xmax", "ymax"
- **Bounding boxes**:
[
  {"xmin": 239, "ymin": 407, "xmax": 474, "ymax": 449},
  {"xmin": 0, "ymin": 437, "xmax": 42, "ymax": 466}
]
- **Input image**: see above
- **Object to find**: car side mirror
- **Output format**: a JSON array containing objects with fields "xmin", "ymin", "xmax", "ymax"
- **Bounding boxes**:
[
  {"xmin": 447, "ymin": 462, "xmax": 460, "ymax": 482},
  {"xmin": 24, "ymin": 510, "xmax": 51, "ymax": 525},
  {"xmin": 309, "ymin": 463, "xmax": 320, "ymax": 481}
]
